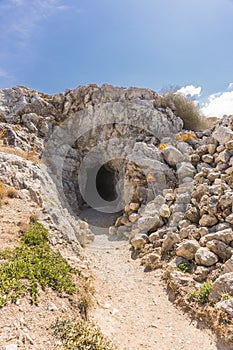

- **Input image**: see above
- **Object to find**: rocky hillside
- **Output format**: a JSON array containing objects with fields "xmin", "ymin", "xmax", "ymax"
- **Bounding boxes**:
[{"xmin": 0, "ymin": 84, "xmax": 233, "ymax": 346}]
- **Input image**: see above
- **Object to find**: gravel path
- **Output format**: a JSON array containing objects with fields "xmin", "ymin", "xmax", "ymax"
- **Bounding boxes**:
[{"xmin": 85, "ymin": 232, "xmax": 232, "ymax": 350}]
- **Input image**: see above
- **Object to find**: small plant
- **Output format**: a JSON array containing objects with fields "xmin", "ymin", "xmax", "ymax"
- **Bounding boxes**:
[
  {"xmin": 177, "ymin": 262, "xmax": 191, "ymax": 273},
  {"xmin": 187, "ymin": 281, "xmax": 212, "ymax": 304},
  {"xmin": 221, "ymin": 293, "xmax": 231, "ymax": 301},
  {"xmin": 158, "ymin": 143, "xmax": 167, "ymax": 151},
  {"xmin": 6, "ymin": 187, "xmax": 18, "ymax": 198},
  {"xmin": 0, "ymin": 222, "xmax": 79, "ymax": 306},
  {"xmin": 176, "ymin": 131, "xmax": 196, "ymax": 142},
  {"xmin": 52, "ymin": 318, "xmax": 117, "ymax": 350}
]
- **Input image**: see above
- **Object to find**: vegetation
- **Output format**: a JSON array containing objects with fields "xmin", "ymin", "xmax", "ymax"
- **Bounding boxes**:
[
  {"xmin": 0, "ymin": 181, "xmax": 18, "ymax": 205},
  {"xmin": 52, "ymin": 318, "xmax": 117, "ymax": 350},
  {"xmin": 0, "ymin": 145, "xmax": 40, "ymax": 164},
  {"xmin": 176, "ymin": 262, "xmax": 191, "ymax": 273},
  {"xmin": 0, "ymin": 182, "xmax": 7, "ymax": 201},
  {"xmin": 175, "ymin": 131, "xmax": 196, "ymax": 141},
  {"xmin": 188, "ymin": 281, "xmax": 213, "ymax": 304},
  {"xmin": 221, "ymin": 293, "xmax": 231, "ymax": 301},
  {"xmin": 0, "ymin": 222, "xmax": 78, "ymax": 306},
  {"xmin": 161, "ymin": 92, "xmax": 204, "ymax": 131}
]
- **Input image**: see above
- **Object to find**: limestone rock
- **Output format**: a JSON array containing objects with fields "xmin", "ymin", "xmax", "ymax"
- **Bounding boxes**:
[
  {"xmin": 200, "ymin": 229, "xmax": 233, "ymax": 246},
  {"xmin": 226, "ymin": 213, "xmax": 233, "ymax": 225},
  {"xmin": 141, "ymin": 252, "xmax": 161, "ymax": 269},
  {"xmin": 129, "ymin": 213, "xmax": 139, "ymax": 223},
  {"xmin": 131, "ymin": 235, "xmax": 147, "ymax": 250},
  {"xmin": 129, "ymin": 202, "xmax": 140, "ymax": 211},
  {"xmin": 159, "ymin": 204, "xmax": 171, "ymax": 218},
  {"xmin": 195, "ymin": 247, "xmax": 218, "ymax": 266},
  {"xmin": 222, "ymin": 256, "xmax": 233, "ymax": 274},
  {"xmin": 209, "ymin": 272, "xmax": 233, "ymax": 301},
  {"xmin": 184, "ymin": 206, "xmax": 200, "ymax": 223},
  {"xmin": 137, "ymin": 215, "xmax": 162, "ymax": 232},
  {"xmin": 206, "ymin": 239, "xmax": 232, "ymax": 262},
  {"xmin": 193, "ymin": 266, "xmax": 212, "ymax": 282},
  {"xmin": 213, "ymin": 126, "xmax": 233, "ymax": 145},
  {"xmin": 216, "ymin": 298, "xmax": 233, "ymax": 317},
  {"xmin": 176, "ymin": 239, "xmax": 200, "ymax": 260},
  {"xmin": 199, "ymin": 214, "xmax": 218, "ymax": 227},
  {"xmin": 202, "ymin": 154, "xmax": 214, "ymax": 163},
  {"xmin": 161, "ymin": 231, "xmax": 180, "ymax": 254},
  {"xmin": 161, "ymin": 145, "xmax": 185, "ymax": 166}
]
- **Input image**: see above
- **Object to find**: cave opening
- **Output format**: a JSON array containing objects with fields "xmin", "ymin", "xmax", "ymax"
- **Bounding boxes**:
[{"xmin": 96, "ymin": 164, "xmax": 117, "ymax": 202}]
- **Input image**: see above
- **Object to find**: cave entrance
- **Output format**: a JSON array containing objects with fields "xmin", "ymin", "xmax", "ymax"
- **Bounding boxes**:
[
  {"xmin": 79, "ymin": 162, "xmax": 123, "ymax": 230},
  {"xmin": 96, "ymin": 164, "xmax": 117, "ymax": 202}
]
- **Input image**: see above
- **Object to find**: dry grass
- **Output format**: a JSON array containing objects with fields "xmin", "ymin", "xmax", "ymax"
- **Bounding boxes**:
[
  {"xmin": 6, "ymin": 187, "xmax": 18, "ymax": 198},
  {"xmin": 0, "ymin": 182, "xmax": 7, "ymax": 202},
  {"xmin": 160, "ymin": 92, "xmax": 205, "ymax": 131},
  {"xmin": 0, "ymin": 182, "xmax": 18, "ymax": 206},
  {"xmin": 0, "ymin": 145, "xmax": 40, "ymax": 164}
]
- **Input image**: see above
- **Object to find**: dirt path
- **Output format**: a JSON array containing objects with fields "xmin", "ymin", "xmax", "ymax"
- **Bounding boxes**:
[{"xmin": 85, "ymin": 233, "xmax": 232, "ymax": 350}]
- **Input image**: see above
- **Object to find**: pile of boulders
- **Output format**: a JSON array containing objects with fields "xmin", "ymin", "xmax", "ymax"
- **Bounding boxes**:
[{"xmin": 112, "ymin": 115, "xmax": 233, "ymax": 317}]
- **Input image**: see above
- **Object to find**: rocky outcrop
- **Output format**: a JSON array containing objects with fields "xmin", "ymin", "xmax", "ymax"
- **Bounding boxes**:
[{"xmin": 0, "ymin": 84, "xmax": 183, "ymax": 247}]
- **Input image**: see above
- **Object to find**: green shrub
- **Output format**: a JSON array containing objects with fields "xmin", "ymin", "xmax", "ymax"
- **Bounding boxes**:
[
  {"xmin": 0, "ymin": 222, "xmax": 78, "ymax": 306},
  {"xmin": 187, "ymin": 281, "xmax": 212, "ymax": 304},
  {"xmin": 52, "ymin": 318, "xmax": 117, "ymax": 350},
  {"xmin": 161, "ymin": 92, "xmax": 204, "ymax": 131},
  {"xmin": 177, "ymin": 262, "xmax": 191, "ymax": 273}
]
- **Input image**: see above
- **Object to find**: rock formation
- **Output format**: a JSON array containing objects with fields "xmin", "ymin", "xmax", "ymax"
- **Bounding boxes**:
[{"xmin": 0, "ymin": 83, "xmax": 233, "ymax": 341}]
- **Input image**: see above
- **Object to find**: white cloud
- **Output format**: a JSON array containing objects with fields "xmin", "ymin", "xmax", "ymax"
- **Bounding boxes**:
[
  {"xmin": 177, "ymin": 85, "xmax": 202, "ymax": 98},
  {"xmin": 201, "ymin": 91, "xmax": 233, "ymax": 117},
  {"xmin": 227, "ymin": 82, "xmax": 233, "ymax": 91}
]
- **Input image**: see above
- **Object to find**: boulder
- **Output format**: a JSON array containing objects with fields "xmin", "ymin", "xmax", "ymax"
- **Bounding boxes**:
[
  {"xmin": 209, "ymin": 272, "xmax": 233, "ymax": 301},
  {"xmin": 222, "ymin": 256, "xmax": 233, "ymax": 274},
  {"xmin": 200, "ymin": 228, "xmax": 233, "ymax": 246},
  {"xmin": 206, "ymin": 239, "xmax": 232, "ymax": 262},
  {"xmin": 161, "ymin": 231, "xmax": 180, "ymax": 254},
  {"xmin": 159, "ymin": 204, "xmax": 171, "ymax": 218},
  {"xmin": 129, "ymin": 202, "xmax": 140, "ymax": 211},
  {"xmin": 213, "ymin": 126, "xmax": 233, "ymax": 145},
  {"xmin": 137, "ymin": 215, "xmax": 162, "ymax": 232},
  {"xmin": 131, "ymin": 235, "xmax": 147, "ymax": 250},
  {"xmin": 161, "ymin": 145, "xmax": 185, "ymax": 166},
  {"xmin": 195, "ymin": 247, "xmax": 218, "ymax": 267},
  {"xmin": 216, "ymin": 298, "xmax": 233, "ymax": 317},
  {"xmin": 176, "ymin": 239, "xmax": 200, "ymax": 260},
  {"xmin": 199, "ymin": 214, "xmax": 218, "ymax": 227},
  {"xmin": 226, "ymin": 213, "xmax": 233, "ymax": 225}
]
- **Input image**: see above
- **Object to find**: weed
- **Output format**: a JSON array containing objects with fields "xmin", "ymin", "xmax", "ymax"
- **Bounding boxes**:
[
  {"xmin": 29, "ymin": 213, "xmax": 39, "ymax": 223},
  {"xmin": 0, "ymin": 222, "xmax": 78, "ymax": 306},
  {"xmin": 158, "ymin": 143, "xmax": 167, "ymax": 151},
  {"xmin": 187, "ymin": 281, "xmax": 212, "ymax": 304},
  {"xmin": 177, "ymin": 262, "xmax": 191, "ymax": 273},
  {"xmin": 161, "ymin": 92, "xmax": 204, "ymax": 131},
  {"xmin": 6, "ymin": 187, "xmax": 18, "ymax": 198},
  {"xmin": 176, "ymin": 131, "xmax": 196, "ymax": 142},
  {"xmin": 52, "ymin": 318, "xmax": 117, "ymax": 350},
  {"xmin": 221, "ymin": 293, "xmax": 231, "ymax": 301}
]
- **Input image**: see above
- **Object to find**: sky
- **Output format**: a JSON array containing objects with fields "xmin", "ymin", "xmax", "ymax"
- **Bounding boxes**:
[{"xmin": 0, "ymin": 0, "xmax": 233, "ymax": 117}]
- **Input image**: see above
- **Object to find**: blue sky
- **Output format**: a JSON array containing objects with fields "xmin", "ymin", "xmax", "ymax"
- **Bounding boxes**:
[{"xmin": 0, "ymin": 0, "xmax": 233, "ymax": 116}]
